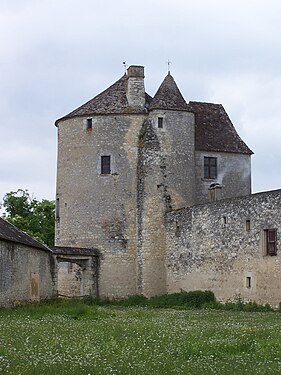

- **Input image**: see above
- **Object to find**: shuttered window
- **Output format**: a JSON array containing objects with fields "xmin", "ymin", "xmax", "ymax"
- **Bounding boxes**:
[
  {"xmin": 204, "ymin": 157, "xmax": 217, "ymax": 179},
  {"xmin": 266, "ymin": 229, "xmax": 277, "ymax": 256},
  {"xmin": 101, "ymin": 155, "xmax": 111, "ymax": 175}
]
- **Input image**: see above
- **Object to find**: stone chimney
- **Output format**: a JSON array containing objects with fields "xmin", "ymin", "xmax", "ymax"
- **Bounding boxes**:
[{"xmin": 126, "ymin": 65, "xmax": 145, "ymax": 108}]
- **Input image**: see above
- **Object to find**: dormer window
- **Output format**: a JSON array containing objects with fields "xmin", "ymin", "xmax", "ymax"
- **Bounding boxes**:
[
  {"xmin": 204, "ymin": 157, "xmax": 217, "ymax": 179},
  {"xmin": 158, "ymin": 117, "xmax": 164, "ymax": 128}
]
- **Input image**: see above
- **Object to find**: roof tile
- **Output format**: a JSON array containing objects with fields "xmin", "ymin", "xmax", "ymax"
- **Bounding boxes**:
[
  {"xmin": 0, "ymin": 217, "xmax": 51, "ymax": 252},
  {"xmin": 149, "ymin": 73, "xmax": 189, "ymax": 111},
  {"xmin": 189, "ymin": 101, "xmax": 253, "ymax": 155}
]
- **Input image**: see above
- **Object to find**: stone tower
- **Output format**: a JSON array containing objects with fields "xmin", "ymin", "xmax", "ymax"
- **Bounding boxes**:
[
  {"xmin": 55, "ymin": 66, "xmax": 149, "ymax": 297},
  {"xmin": 136, "ymin": 73, "xmax": 195, "ymax": 296},
  {"xmin": 55, "ymin": 65, "xmax": 252, "ymax": 298}
]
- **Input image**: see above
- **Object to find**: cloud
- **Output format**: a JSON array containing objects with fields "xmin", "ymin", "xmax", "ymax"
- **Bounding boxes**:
[{"xmin": 0, "ymin": 0, "xmax": 280, "ymax": 202}]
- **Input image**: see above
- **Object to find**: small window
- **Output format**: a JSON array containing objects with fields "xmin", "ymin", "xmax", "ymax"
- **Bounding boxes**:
[
  {"xmin": 246, "ymin": 220, "xmax": 251, "ymax": 231},
  {"xmin": 246, "ymin": 276, "xmax": 251, "ymax": 289},
  {"xmin": 87, "ymin": 118, "xmax": 92, "ymax": 129},
  {"xmin": 204, "ymin": 157, "xmax": 217, "ymax": 179},
  {"xmin": 221, "ymin": 216, "xmax": 227, "ymax": 228},
  {"xmin": 56, "ymin": 198, "xmax": 60, "ymax": 222},
  {"xmin": 101, "ymin": 155, "xmax": 111, "ymax": 175},
  {"xmin": 265, "ymin": 229, "xmax": 277, "ymax": 256},
  {"xmin": 158, "ymin": 117, "xmax": 163, "ymax": 128}
]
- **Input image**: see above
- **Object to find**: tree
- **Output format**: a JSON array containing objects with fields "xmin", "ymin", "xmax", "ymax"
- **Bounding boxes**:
[{"xmin": 1, "ymin": 189, "xmax": 55, "ymax": 246}]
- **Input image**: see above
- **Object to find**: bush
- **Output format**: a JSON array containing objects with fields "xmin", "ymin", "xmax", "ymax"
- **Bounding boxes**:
[{"xmin": 146, "ymin": 290, "xmax": 216, "ymax": 309}]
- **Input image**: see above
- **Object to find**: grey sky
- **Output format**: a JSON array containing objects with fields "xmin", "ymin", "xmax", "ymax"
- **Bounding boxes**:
[{"xmin": 0, "ymin": 0, "xmax": 280, "ymax": 202}]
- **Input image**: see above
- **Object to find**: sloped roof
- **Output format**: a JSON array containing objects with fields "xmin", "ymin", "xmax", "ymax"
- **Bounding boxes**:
[
  {"xmin": 52, "ymin": 246, "xmax": 99, "ymax": 256},
  {"xmin": 149, "ymin": 73, "xmax": 189, "ymax": 111},
  {"xmin": 55, "ymin": 75, "xmax": 152, "ymax": 125},
  {"xmin": 55, "ymin": 67, "xmax": 253, "ymax": 155},
  {"xmin": 0, "ymin": 217, "xmax": 51, "ymax": 252},
  {"xmin": 189, "ymin": 102, "xmax": 253, "ymax": 155}
]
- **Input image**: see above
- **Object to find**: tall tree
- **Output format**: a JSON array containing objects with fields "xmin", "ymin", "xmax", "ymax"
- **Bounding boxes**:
[{"xmin": 1, "ymin": 189, "xmax": 55, "ymax": 246}]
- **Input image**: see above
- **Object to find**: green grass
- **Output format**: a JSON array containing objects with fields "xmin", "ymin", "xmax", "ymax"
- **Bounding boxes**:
[{"xmin": 1, "ymin": 300, "xmax": 281, "ymax": 374}]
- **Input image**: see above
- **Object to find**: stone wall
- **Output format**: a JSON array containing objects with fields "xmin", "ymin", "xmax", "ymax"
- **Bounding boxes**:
[
  {"xmin": 56, "ymin": 113, "xmax": 146, "ymax": 298},
  {"xmin": 57, "ymin": 256, "xmax": 99, "ymax": 297},
  {"xmin": 0, "ymin": 240, "xmax": 55, "ymax": 307},
  {"xmin": 166, "ymin": 189, "xmax": 281, "ymax": 306},
  {"xmin": 194, "ymin": 151, "xmax": 251, "ymax": 205},
  {"xmin": 136, "ymin": 109, "xmax": 195, "ymax": 297}
]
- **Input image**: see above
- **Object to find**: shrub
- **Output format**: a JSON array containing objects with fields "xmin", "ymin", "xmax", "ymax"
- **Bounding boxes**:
[{"xmin": 147, "ymin": 290, "xmax": 216, "ymax": 309}]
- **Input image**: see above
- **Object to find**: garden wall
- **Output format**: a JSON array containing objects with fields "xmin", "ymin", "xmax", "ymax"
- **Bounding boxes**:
[{"xmin": 166, "ymin": 189, "xmax": 281, "ymax": 306}]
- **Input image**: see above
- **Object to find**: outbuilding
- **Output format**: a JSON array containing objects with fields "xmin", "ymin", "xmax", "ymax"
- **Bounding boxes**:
[{"xmin": 0, "ymin": 217, "xmax": 56, "ymax": 307}]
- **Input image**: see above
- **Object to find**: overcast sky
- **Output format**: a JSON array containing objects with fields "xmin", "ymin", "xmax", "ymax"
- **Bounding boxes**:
[{"xmin": 0, "ymin": 0, "xmax": 280, "ymax": 204}]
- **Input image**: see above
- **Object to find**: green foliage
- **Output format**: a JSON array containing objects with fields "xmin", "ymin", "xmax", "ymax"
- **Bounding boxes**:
[
  {"xmin": 1, "ymin": 302, "xmax": 281, "ymax": 374},
  {"xmin": 84, "ymin": 291, "xmax": 275, "ymax": 313},
  {"xmin": 1, "ymin": 189, "xmax": 55, "ymax": 246},
  {"xmin": 91, "ymin": 290, "xmax": 216, "ymax": 309},
  {"xmin": 148, "ymin": 290, "xmax": 216, "ymax": 308}
]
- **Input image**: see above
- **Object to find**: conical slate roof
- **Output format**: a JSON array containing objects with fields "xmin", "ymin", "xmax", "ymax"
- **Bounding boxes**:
[
  {"xmin": 55, "ymin": 75, "xmax": 152, "ymax": 125},
  {"xmin": 149, "ymin": 72, "xmax": 189, "ymax": 111}
]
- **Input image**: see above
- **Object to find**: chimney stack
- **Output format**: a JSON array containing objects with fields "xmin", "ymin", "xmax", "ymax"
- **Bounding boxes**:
[{"xmin": 126, "ymin": 65, "xmax": 145, "ymax": 108}]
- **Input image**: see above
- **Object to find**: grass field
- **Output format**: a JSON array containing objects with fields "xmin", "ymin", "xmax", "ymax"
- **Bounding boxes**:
[{"xmin": 1, "ymin": 300, "xmax": 281, "ymax": 374}]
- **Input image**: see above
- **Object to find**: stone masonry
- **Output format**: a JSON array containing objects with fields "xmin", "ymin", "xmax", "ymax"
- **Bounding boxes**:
[{"xmin": 54, "ymin": 65, "xmax": 281, "ymax": 306}]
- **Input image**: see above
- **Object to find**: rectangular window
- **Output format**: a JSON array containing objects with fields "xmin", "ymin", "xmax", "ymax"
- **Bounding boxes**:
[
  {"xmin": 101, "ymin": 155, "xmax": 111, "ymax": 175},
  {"xmin": 158, "ymin": 117, "xmax": 163, "ymax": 128},
  {"xmin": 204, "ymin": 157, "xmax": 217, "ymax": 179},
  {"xmin": 87, "ymin": 118, "xmax": 92, "ymax": 129},
  {"xmin": 246, "ymin": 220, "xmax": 251, "ymax": 231},
  {"xmin": 265, "ymin": 229, "xmax": 277, "ymax": 256},
  {"xmin": 246, "ymin": 276, "xmax": 251, "ymax": 289},
  {"xmin": 56, "ymin": 198, "xmax": 60, "ymax": 222}
]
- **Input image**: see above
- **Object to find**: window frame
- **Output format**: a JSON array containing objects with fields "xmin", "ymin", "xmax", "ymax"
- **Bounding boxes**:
[
  {"xmin": 157, "ymin": 117, "xmax": 164, "ymax": 128},
  {"xmin": 86, "ymin": 118, "xmax": 93, "ymax": 129},
  {"xmin": 265, "ymin": 228, "xmax": 277, "ymax": 256},
  {"xmin": 246, "ymin": 276, "xmax": 251, "ymax": 289},
  {"xmin": 101, "ymin": 155, "xmax": 111, "ymax": 175},
  {"xmin": 204, "ymin": 157, "xmax": 217, "ymax": 179}
]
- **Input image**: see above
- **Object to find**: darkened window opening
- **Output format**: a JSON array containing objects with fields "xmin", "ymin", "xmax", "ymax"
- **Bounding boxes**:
[
  {"xmin": 265, "ymin": 229, "xmax": 277, "ymax": 256},
  {"xmin": 223, "ymin": 216, "xmax": 227, "ymax": 225},
  {"xmin": 246, "ymin": 220, "xmax": 251, "ymax": 231},
  {"xmin": 56, "ymin": 198, "xmax": 60, "ymax": 221},
  {"xmin": 87, "ymin": 118, "xmax": 92, "ymax": 129},
  {"xmin": 158, "ymin": 117, "xmax": 163, "ymax": 128},
  {"xmin": 246, "ymin": 276, "xmax": 251, "ymax": 289},
  {"xmin": 204, "ymin": 157, "xmax": 217, "ymax": 179},
  {"xmin": 101, "ymin": 155, "xmax": 111, "ymax": 175}
]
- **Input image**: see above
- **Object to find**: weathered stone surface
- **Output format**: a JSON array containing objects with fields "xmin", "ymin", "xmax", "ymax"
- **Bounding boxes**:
[
  {"xmin": 54, "ymin": 65, "xmax": 281, "ymax": 306},
  {"xmin": 166, "ymin": 190, "xmax": 281, "ymax": 306},
  {"xmin": 0, "ymin": 240, "xmax": 55, "ymax": 307}
]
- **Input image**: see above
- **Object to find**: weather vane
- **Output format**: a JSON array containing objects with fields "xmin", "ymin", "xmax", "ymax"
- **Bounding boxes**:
[
  {"xmin": 167, "ymin": 59, "xmax": 172, "ymax": 73},
  {"xmin": 123, "ymin": 61, "xmax": 127, "ymax": 74}
]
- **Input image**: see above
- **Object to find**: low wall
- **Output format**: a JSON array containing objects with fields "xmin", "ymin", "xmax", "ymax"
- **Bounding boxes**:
[{"xmin": 0, "ymin": 240, "xmax": 55, "ymax": 307}]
